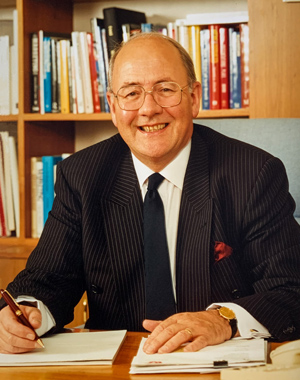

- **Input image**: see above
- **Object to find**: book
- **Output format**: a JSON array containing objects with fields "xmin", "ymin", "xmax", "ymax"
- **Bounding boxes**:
[
  {"xmin": 0, "ymin": 330, "xmax": 127, "ymax": 366},
  {"xmin": 188, "ymin": 25, "xmax": 201, "ymax": 84},
  {"xmin": 90, "ymin": 18, "xmax": 107, "ymax": 112},
  {"xmin": 0, "ymin": 35, "xmax": 10, "ymax": 115},
  {"xmin": 31, "ymin": 156, "xmax": 38, "ymax": 238},
  {"xmin": 8, "ymin": 136, "xmax": 19, "ymax": 237},
  {"xmin": 240, "ymin": 23, "xmax": 250, "ymax": 108},
  {"xmin": 43, "ymin": 36, "xmax": 52, "ymax": 113},
  {"xmin": 35, "ymin": 157, "xmax": 44, "ymax": 237},
  {"xmin": 219, "ymin": 26, "xmax": 229, "ymax": 109},
  {"xmin": 79, "ymin": 31, "xmax": 94, "ymax": 114},
  {"xmin": 0, "ymin": 133, "xmax": 9, "ymax": 236},
  {"xmin": 185, "ymin": 11, "xmax": 249, "ymax": 26},
  {"xmin": 31, "ymin": 32, "xmax": 39, "ymax": 112},
  {"xmin": 86, "ymin": 32, "xmax": 101, "ymax": 113},
  {"xmin": 209, "ymin": 25, "xmax": 220, "ymax": 110},
  {"xmin": 42, "ymin": 155, "xmax": 63, "ymax": 226},
  {"xmin": 123, "ymin": 23, "xmax": 142, "ymax": 40},
  {"xmin": 229, "ymin": 28, "xmax": 242, "ymax": 109},
  {"xmin": 38, "ymin": 30, "xmax": 45, "ymax": 114},
  {"xmin": 103, "ymin": 7, "xmax": 146, "ymax": 58},
  {"xmin": 200, "ymin": 28, "xmax": 210, "ymax": 110},
  {"xmin": 0, "ymin": 132, "xmax": 15, "ymax": 233},
  {"xmin": 59, "ymin": 39, "xmax": 70, "ymax": 114},
  {"xmin": 71, "ymin": 31, "xmax": 85, "ymax": 114}
]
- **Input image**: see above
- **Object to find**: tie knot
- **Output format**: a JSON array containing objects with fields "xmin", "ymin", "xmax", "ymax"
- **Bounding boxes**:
[{"xmin": 147, "ymin": 173, "xmax": 164, "ymax": 191}]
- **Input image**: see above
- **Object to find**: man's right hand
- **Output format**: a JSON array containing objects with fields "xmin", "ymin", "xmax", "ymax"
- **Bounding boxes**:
[{"xmin": 0, "ymin": 305, "xmax": 42, "ymax": 354}]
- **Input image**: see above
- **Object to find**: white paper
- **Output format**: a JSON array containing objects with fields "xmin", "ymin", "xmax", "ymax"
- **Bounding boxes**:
[
  {"xmin": 130, "ymin": 337, "xmax": 266, "ymax": 374},
  {"xmin": 0, "ymin": 330, "xmax": 127, "ymax": 366}
]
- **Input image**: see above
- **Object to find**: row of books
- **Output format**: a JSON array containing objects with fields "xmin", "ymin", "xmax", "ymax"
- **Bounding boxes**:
[
  {"xmin": 0, "ymin": 132, "xmax": 19, "ymax": 237},
  {"xmin": 0, "ymin": 8, "xmax": 18, "ymax": 116},
  {"xmin": 198, "ymin": 23, "xmax": 249, "ymax": 110},
  {"xmin": 31, "ymin": 7, "xmax": 249, "ymax": 114},
  {"xmin": 31, "ymin": 154, "xmax": 71, "ymax": 238}
]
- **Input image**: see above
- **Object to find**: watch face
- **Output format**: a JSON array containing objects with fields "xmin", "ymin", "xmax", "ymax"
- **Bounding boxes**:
[{"xmin": 219, "ymin": 306, "xmax": 236, "ymax": 320}]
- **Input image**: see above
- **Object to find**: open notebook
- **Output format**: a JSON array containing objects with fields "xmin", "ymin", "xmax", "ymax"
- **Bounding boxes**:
[{"xmin": 0, "ymin": 330, "xmax": 127, "ymax": 366}]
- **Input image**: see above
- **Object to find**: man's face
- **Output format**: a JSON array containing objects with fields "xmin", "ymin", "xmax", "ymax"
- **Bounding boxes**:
[{"xmin": 107, "ymin": 37, "xmax": 201, "ymax": 171}]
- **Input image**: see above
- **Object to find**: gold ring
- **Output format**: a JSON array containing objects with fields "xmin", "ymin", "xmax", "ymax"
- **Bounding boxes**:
[{"xmin": 184, "ymin": 328, "xmax": 193, "ymax": 338}]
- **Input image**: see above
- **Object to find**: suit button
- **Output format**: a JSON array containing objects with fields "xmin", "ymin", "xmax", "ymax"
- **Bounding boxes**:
[
  {"xmin": 231, "ymin": 289, "xmax": 242, "ymax": 299},
  {"xmin": 91, "ymin": 284, "xmax": 103, "ymax": 294}
]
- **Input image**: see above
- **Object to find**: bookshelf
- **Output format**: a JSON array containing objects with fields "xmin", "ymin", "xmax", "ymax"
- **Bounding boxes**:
[{"xmin": 0, "ymin": 0, "xmax": 300, "ymax": 325}]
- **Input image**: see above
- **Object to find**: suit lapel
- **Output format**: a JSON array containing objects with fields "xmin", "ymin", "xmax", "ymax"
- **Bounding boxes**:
[
  {"xmin": 176, "ymin": 130, "xmax": 213, "ymax": 312},
  {"xmin": 100, "ymin": 149, "xmax": 145, "ymax": 330}
]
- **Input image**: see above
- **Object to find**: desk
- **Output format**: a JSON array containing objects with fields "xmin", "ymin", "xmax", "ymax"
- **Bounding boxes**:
[{"xmin": 0, "ymin": 332, "xmax": 280, "ymax": 380}]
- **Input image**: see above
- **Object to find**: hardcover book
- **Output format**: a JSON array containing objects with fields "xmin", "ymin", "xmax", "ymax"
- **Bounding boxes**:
[
  {"xmin": 103, "ymin": 7, "xmax": 146, "ymax": 58},
  {"xmin": 209, "ymin": 25, "xmax": 220, "ymax": 110}
]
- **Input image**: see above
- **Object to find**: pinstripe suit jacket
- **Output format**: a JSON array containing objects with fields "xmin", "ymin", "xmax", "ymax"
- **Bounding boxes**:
[{"xmin": 5, "ymin": 125, "xmax": 300, "ymax": 341}]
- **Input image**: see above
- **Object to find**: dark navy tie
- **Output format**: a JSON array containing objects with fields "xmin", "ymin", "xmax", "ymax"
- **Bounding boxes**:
[{"xmin": 143, "ymin": 173, "xmax": 176, "ymax": 320}]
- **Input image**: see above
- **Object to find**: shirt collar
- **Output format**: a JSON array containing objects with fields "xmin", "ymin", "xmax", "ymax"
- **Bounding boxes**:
[{"xmin": 132, "ymin": 139, "xmax": 191, "ymax": 190}]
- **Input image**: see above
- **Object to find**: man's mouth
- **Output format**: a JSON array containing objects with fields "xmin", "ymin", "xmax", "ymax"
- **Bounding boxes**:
[{"xmin": 139, "ymin": 123, "xmax": 168, "ymax": 132}]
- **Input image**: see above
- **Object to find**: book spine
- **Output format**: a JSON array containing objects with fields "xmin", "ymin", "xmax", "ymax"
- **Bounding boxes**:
[
  {"xmin": 200, "ymin": 29, "xmax": 210, "ymax": 110},
  {"xmin": 229, "ymin": 29, "xmax": 242, "ymax": 109},
  {"xmin": 59, "ymin": 40, "xmax": 70, "ymax": 114},
  {"xmin": 31, "ymin": 33, "xmax": 39, "ymax": 113},
  {"xmin": 90, "ymin": 19, "xmax": 107, "ymax": 112},
  {"xmin": 51, "ymin": 38, "xmax": 59, "ymax": 113},
  {"xmin": 36, "ymin": 158, "xmax": 44, "ymax": 236},
  {"xmin": 209, "ymin": 25, "xmax": 220, "ymax": 110},
  {"xmin": 188, "ymin": 25, "xmax": 201, "ymax": 84},
  {"xmin": 31, "ymin": 157, "xmax": 38, "ymax": 238},
  {"xmin": 79, "ymin": 32, "xmax": 94, "ymax": 114},
  {"xmin": 240, "ymin": 23, "xmax": 250, "ymax": 108},
  {"xmin": 219, "ymin": 27, "xmax": 229, "ymax": 109},
  {"xmin": 8, "ymin": 136, "xmax": 20, "ymax": 237},
  {"xmin": 0, "ymin": 134, "xmax": 8, "ymax": 236},
  {"xmin": 0, "ymin": 36, "xmax": 10, "ymax": 115},
  {"xmin": 43, "ymin": 36, "xmax": 52, "ymax": 113},
  {"xmin": 86, "ymin": 32, "xmax": 101, "ymax": 113},
  {"xmin": 38, "ymin": 30, "xmax": 45, "ymax": 114},
  {"xmin": 71, "ymin": 31, "xmax": 85, "ymax": 114},
  {"xmin": 42, "ymin": 156, "xmax": 62, "ymax": 226},
  {"xmin": 70, "ymin": 46, "xmax": 78, "ymax": 114}
]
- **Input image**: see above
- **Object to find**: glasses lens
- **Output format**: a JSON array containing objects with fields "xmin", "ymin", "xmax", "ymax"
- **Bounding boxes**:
[
  {"xmin": 153, "ymin": 82, "xmax": 182, "ymax": 107},
  {"xmin": 117, "ymin": 86, "xmax": 144, "ymax": 110}
]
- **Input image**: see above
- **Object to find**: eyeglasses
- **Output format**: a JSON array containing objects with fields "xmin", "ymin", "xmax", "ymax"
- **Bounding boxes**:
[{"xmin": 112, "ymin": 82, "xmax": 190, "ymax": 111}]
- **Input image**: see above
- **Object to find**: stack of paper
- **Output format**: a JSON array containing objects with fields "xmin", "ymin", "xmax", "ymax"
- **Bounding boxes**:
[
  {"xmin": 0, "ymin": 330, "xmax": 127, "ymax": 366},
  {"xmin": 130, "ymin": 338, "xmax": 266, "ymax": 374}
]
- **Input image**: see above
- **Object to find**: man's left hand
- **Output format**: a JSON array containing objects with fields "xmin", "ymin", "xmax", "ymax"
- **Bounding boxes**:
[{"xmin": 142, "ymin": 310, "xmax": 234, "ymax": 354}]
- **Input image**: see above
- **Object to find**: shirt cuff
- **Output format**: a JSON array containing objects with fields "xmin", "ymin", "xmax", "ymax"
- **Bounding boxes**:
[
  {"xmin": 16, "ymin": 296, "xmax": 56, "ymax": 337},
  {"xmin": 207, "ymin": 302, "xmax": 271, "ymax": 339}
]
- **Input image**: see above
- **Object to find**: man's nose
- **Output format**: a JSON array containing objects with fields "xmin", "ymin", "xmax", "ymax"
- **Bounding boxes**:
[{"xmin": 138, "ymin": 91, "xmax": 162, "ymax": 115}]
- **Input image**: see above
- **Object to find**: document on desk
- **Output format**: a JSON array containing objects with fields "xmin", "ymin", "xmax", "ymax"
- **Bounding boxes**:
[
  {"xmin": 130, "ymin": 337, "xmax": 267, "ymax": 374},
  {"xmin": 0, "ymin": 330, "xmax": 127, "ymax": 366}
]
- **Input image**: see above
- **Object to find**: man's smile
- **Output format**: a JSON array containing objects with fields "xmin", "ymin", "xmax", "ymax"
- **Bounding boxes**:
[{"xmin": 139, "ymin": 123, "xmax": 168, "ymax": 132}]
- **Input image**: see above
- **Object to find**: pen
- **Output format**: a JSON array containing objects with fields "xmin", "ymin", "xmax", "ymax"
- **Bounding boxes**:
[{"xmin": 0, "ymin": 289, "xmax": 45, "ymax": 348}]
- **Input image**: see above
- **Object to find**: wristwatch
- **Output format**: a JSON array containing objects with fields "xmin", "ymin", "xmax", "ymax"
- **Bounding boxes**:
[{"xmin": 217, "ymin": 306, "xmax": 238, "ymax": 339}]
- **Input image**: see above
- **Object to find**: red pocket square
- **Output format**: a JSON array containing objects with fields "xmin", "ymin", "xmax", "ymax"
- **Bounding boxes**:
[{"xmin": 214, "ymin": 241, "xmax": 233, "ymax": 262}]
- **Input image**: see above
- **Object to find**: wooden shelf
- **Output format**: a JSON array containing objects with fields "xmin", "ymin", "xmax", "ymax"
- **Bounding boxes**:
[
  {"xmin": 21, "ymin": 108, "xmax": 249, "ymax": 122},
  {"xmin": 0, "ymin": 115, "xmax": 18, "ymax": 122}
]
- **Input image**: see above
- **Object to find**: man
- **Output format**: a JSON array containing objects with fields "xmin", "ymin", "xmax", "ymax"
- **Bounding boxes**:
[{"xmin": 0, "ymin": 33, "xmax": 300, "ymax": 355}]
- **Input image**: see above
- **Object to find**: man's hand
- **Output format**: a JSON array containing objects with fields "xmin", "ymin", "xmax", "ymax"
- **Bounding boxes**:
[
  {"xmin": 0, "ymin": 305, "xmax": 42, "ymax": 354},
  {"xmin": 142, "ymin": 310, "xmax": 234, "ymax": 354}
]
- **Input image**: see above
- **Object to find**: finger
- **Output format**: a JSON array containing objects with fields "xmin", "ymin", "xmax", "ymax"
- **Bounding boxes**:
[
  {"xmin": 24, "ymin": 306, "xmax": 42, "ymax": 329},
  {"xmin": 183, "ymin": 335, "xmax": 209, "ymax": 352},
  {"xmin": 143, "ymin": 322, "xmax": 185, "ymax": 354},
  {"xmin": 142, "ymin": 319, "xmax": 161, "ymax": 333},
  {"xmin": 157, "ymin": 328, "xmax": 195, "ymax": 354}
]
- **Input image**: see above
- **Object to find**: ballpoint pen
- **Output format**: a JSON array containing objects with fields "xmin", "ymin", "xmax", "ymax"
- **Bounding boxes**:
[{"xmin": 0, "ymin": 289, "xmax": 45, "ymax": 348}]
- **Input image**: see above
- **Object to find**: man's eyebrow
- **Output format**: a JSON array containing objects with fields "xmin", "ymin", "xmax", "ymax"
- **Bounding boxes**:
[{"xmin": 121, "ymin": 78, "xmax": 175, "ymax": 87}]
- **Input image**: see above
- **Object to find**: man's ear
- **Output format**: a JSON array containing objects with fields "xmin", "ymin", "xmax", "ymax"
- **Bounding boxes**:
[
  {"xmin": 191, "ymin": 81, "xmax": 202, "ymax": 118},
  {"xmin": 106, "ymin": 91, "xmax": 118, "ymax": 127}
]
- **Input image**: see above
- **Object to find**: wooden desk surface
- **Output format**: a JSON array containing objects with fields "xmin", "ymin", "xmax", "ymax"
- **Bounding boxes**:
[{"xmin": 0, "ymin": 332, "xmax": 279, "ymax": 380}]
